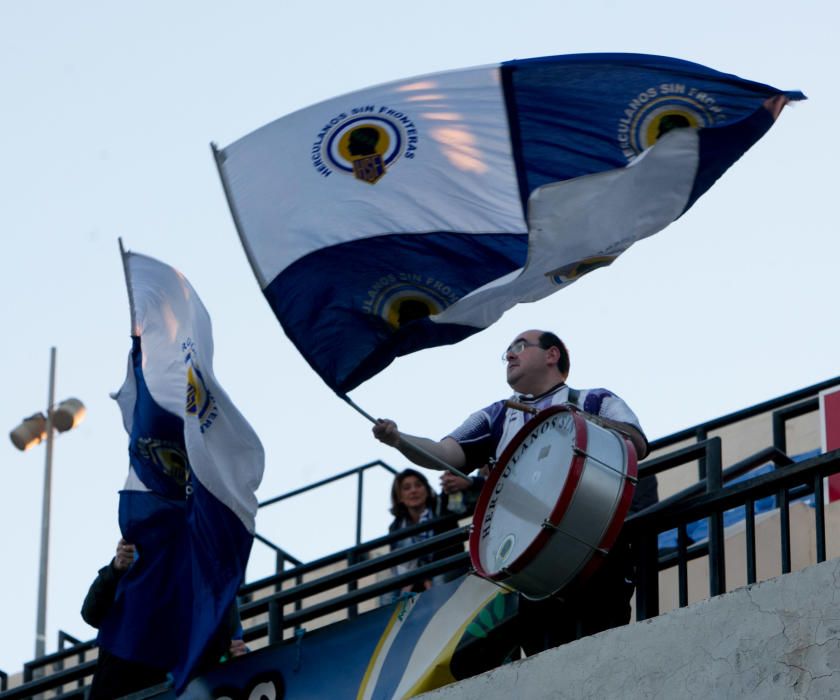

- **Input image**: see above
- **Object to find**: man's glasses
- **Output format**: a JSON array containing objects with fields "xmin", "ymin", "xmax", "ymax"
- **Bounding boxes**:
[{"xmin": 502, "ymin": 339, "xmax": 542, "ymax": 362}]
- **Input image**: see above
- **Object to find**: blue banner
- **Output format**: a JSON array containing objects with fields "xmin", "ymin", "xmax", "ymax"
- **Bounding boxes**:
[{"xmin": 176, "ymin": 575, "xmax": 516, "ymax": 699}]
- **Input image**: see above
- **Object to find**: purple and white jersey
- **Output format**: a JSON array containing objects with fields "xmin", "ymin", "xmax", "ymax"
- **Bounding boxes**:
[{"xmin": 447, "ymin": 383, "xmax": 645, "ymax": 468}]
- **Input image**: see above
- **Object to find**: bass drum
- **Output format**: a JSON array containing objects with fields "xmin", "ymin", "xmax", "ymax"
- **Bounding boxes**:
[{"xmin": 469, "ymin": 405, "xmax": 637, "ymax": 600}]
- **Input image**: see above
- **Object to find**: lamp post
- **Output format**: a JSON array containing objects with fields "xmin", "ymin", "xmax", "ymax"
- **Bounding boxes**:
[{"xmin": 9, "ymin": 347, "xmax": 85, "ymax": 660}]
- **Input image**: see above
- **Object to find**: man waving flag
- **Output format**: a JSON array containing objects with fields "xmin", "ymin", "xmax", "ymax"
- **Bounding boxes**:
[
  {"xmin": 100, "ymin": 247, "xmax": 264, "ymax": 692},
  {"xmin": 214, "ymin": 53, "xmax": 803, "ymax": 394}
]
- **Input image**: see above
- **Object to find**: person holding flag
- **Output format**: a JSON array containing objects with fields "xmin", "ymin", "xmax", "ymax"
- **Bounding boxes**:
[
  {"xmin": 91, "ymin": 245, "xmax": 265, "ymax": 695},
  {"xmin": 373, "ymin": 329, "xmax": 657, "ymax": 654},
  {"xmin": 81, "ymin": 538, "xmax": 169, "ymax": 698},
  {"xmin": 82, "ymin": 539, "xmax": 248, "ymax": 699},
  {"xmin": 210, "ymin": 50, "xmax": 799, "ymax": 664}
]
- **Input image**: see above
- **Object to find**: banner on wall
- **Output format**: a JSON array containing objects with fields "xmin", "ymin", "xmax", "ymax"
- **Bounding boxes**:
[{"xmin": 177, "ymin": 574, "xmax": 517, "ymax": 700}]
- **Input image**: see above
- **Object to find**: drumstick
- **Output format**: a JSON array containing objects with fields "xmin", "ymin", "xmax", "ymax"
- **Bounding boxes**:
[
  {"xmin": 341, "ymin": 394, "xmax": 472, "ymax": 480},
  {"xmin": 507, "ymin": 398, "xmax": 637, "ymax": 447},
  {"xmin": 504, "ymin": 400, "xmax": 539, "ymax": 415}
]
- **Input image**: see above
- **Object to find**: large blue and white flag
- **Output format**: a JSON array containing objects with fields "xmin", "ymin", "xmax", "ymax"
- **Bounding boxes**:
[
  {"xmin": 101, "ymin": 250, "xmax": 265, "ymax": 692},
  {"xmin": 214, "ymin": 53, "xmax": 804, "ymax": 393}
]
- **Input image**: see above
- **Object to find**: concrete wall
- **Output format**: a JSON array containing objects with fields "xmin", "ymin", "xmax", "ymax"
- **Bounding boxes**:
[{"xmin": 418, "ymin": 558, "xmax": 840, "ymax": 700}]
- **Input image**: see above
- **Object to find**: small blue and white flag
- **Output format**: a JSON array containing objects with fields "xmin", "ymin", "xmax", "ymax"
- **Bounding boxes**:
[
  {"xmin": 214, "ymin": 53, "xmax": 803, "ymax": 393},
  {"xmin": 100, "ymin": 249, "xmax": 265, "ymax": 692}
]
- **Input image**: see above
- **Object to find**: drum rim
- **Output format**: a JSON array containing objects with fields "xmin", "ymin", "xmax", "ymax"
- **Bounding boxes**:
[{"xmin": 469, "ymin": 405, "xmax": 588, "ymax": 580}]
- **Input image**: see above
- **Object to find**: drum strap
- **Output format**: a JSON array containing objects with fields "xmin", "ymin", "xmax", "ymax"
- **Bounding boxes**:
[{"xmin": 567, "ymin": 388, "xmax": 580, "ymax": 408}]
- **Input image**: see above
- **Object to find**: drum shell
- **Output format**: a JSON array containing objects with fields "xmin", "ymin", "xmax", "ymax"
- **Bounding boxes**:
[{"xmin": 470, "ymin": 406, "xmax": 637, "ymax": 600}]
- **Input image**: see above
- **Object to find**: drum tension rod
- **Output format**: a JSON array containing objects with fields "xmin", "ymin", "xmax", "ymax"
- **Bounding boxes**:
[
  {"xmin": 523, "ymin": 589, "xmax": 567, "ymax": 604},
  {"xmin": 483, "ymin": 572, "xmax": 519, "ymax": 594},
  {"xmin": 571, "ymin": 447, "xmax": 638, "ymax": 484},
  {"xmin": 540, "ymin": 519, "xmax": 609, "ymax": 555}
]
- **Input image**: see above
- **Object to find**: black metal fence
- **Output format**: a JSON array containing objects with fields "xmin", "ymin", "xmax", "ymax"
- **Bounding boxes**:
[
  {"xmin": 630, "ymin": 443, "xmax": 839, "ymax": 619},
  {"xmin": 3, "ymin": 376, "xmax": 838, "ymax": 699},
  {"xmin": 252, "ymin": 459, "xmax": 399, "ymax": 571}
]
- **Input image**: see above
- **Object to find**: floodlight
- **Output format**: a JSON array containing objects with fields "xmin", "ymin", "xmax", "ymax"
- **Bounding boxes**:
[
  {"xmin": 52, "ymin": 398, "xmax": 86, "ymax": 433},
  {"xmin": 9, "ymin": 413, "xmax": 48, "ymax": 451}
]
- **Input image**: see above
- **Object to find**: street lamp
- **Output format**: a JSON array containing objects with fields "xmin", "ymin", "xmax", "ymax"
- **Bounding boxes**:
[{"xmin": 8, "ymin": 347, "xmax": 85, "ymax": 660}]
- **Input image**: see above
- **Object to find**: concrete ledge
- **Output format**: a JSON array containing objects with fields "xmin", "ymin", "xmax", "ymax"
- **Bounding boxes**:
[{"xmin": 418, "ymin": 558, "xmax": 840, "ymax": 700}]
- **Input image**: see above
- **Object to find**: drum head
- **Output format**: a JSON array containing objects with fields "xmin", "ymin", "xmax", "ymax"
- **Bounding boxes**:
[{"xmin": 470, "ymin": 406, "xmax": 586, "ymax": 579}]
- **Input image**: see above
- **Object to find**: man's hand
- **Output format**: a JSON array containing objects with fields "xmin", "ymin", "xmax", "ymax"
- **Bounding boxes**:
[
  {"xmin": 373, "ymin": 422, "xmax": 468, "ymax": 473},
  {"xmin": 440, "ymin": 472, "xmax": 472, "ymax": 494},
  {"xmin": 372, "ymin": 419, "xmax": 401, "ymax": 447},
  {"xmin": 229, "ymin": 638, "xmax": 248, "ymax": 657},
  {"xmin": 113, "ymin": 538, "xmax": 136, "ymax": 572}
]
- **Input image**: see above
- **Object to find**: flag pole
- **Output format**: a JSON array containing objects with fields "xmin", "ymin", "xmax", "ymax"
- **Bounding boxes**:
[
  {"xmin": 210, "ymin": 142, "xmax": 268, "ymax": 289},
  {"xmin": 117, "ymin": 238, "xmax": 137, "ymax": 335},
  {"xmin": 340, "ymin": 393, "xmax": 471, "ymax": 480}
]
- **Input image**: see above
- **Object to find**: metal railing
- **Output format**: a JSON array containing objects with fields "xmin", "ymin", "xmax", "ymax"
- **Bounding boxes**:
[
  {"xmin": 4, "ymin": 446, "xmax": 838, "ymax": 699},
  {"xmin": 647, "ymin": 375, "xmax": 839, "ymax": 455},
  {"xmin": 3, "ymin": 636, "xmax": 98, "ymax": 700},
  {"xmin": 252, "ymin": 460, "xmax": 399, "ymax": 570},
  {"xmin": 630, "ymin": 447, "xmax": 840, "ymax": 619},
  {"xmin": 21, "ymin": 634, "xmax": 96, "ymax": 686},
  {"xmin": 0, "ymin": 516, "xmax": 467, "ymax": 700},
  {"xmin": 238, "ymin": 513, "xmax": 469, "ymax": 644},
  {"xmin": 3, "ymin": 377, "xmax": 838, "ymax": 699}
]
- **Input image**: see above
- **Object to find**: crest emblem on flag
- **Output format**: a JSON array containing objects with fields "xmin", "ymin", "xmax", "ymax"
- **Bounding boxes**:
[
  {"xmin": 617, "ymin": 82, "xmax": 730, "ymax": 159},
  {"xmin": 134, "ymin": 438, "xmax": 190, "ymax": 486},
  {"xmin": 312, "ymin": 108, "xmax": 419, "ymax": 182},
  {"xmin": 546, "ymin": 255, "xmax": 617, "ymax": 286},
  {"xmin": 184, "ymin": 338, "xmax": 219, "ymax": 433},
  {"xmin": 364, "ymin": 273, "xmax": 459, "ymax": 329}
]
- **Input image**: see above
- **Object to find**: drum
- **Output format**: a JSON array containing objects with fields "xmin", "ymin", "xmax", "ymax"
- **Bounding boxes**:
[{"xmin": 469, "ymin": 405, "xmax": 637, "ymax": 600}]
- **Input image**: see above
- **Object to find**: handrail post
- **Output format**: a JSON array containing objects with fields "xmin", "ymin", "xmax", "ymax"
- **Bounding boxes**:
[
  {"xmin": 706, "ymin": 437, "xmax": 726, "ymax": 597},
  {"xmin": 347, "ymin": 551, "xmax": 359, "ymax": 619},
  {"xmin": 779, "ymin": 487, "xmax": 792, "ymax": 573},
  {"xmin": 268, "ymin": 594, "xmax": 284, "ymax": 645},
  {"xmin": 695, "ymin": 426, "xmax": 708, "ymax": 480},
  {"xmin": 57, "ymin": 630, "xmax": 82, "ymax": 651},
  {"xmin": 677, "ymin": 524, "xmax": 689, "ymax": 608},
  {"xmin": 356, "ymin": 470, "xmax": 364, "ymax": 546},
  {"xmin": 275, "ymin": 552, "xmax": 284, "ymax": 591},
  {"xmin": 772, "ymin": 412, "xmax": 787, "ymax": 453},
  {"xmin": 268, "ymin": 554, "xmax": 286, "ymax": 645},
  {"xmin": 814, "ymin": 474, "xmax": 827, "ymax": 563},
  {"xmin": 633, "ymin": 528, "xmax": 659, "ymax": 621}
]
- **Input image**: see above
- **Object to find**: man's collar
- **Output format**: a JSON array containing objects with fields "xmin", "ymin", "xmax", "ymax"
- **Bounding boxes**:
[{"xmin": 517, "ymin": 382, "xmax": 567, "ymax": 402}]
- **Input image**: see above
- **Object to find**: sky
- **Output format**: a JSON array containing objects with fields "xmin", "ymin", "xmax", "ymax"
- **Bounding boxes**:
[{"xmin": 0, "ymin": 0, "xmax": 836, "ymax": 675}]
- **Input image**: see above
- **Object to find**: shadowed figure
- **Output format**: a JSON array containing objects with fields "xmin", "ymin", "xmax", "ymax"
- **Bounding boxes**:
[
  {"xmin": 657, "ymin": 113, "xmax": 691, "ymax": 139},
  {"xmin": 348, "ymin": 127, "xmax": 380, "ymax": 157},
  {"xmin": 397, "ymin": 299, "xmax": 432, "ymax": 326}
]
